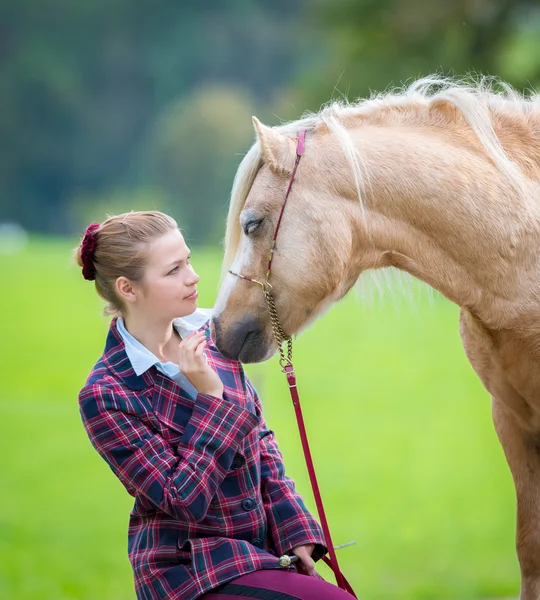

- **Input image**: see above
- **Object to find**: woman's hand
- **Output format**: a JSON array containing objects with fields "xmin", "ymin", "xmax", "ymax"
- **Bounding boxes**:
[
  {"xmin": 178, "ymin": 331, "xmax": 224, "ymax": 398},
  {"xmin": 292, "ymin": 543, "xmax": 315, "ymax": 576}
]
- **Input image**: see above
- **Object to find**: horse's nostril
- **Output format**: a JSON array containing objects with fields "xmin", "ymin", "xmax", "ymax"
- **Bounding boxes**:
[{"xmin": 243, "ymin": 329, "xmax": 257, "ymax": 346}]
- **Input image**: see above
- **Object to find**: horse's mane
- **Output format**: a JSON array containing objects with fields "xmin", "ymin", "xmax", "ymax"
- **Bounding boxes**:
[{"xmin": 221, "ymin": 74, "xmax": 540, "ymax": 282}]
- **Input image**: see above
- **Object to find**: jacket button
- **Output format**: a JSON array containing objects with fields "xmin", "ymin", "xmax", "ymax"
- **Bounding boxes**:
[
  {"xmin": 231, "ymin": 455, "xmax": 245, "ymax": 469},
  {"xmin": 242, "ymin": 498, "xmax": 256, "ymax": 511},
  {"xmin": 251, "ymin": 538, "xmax": 263, "ymax": 548}
]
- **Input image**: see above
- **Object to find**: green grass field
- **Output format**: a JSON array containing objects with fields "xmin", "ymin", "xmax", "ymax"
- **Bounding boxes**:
[{"xmin": 1, "ymin": 238, "xmax": 520, "ymax": 599}]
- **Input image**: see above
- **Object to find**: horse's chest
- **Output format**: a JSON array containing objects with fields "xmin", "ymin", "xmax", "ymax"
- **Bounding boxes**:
[{"xmin": 460, "ymin": 309, "xmax": 540, "ymax": 431}]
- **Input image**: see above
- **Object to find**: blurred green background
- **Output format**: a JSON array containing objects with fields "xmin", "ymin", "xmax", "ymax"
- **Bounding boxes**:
[
  {"xmin": 1, "ymin": 241, "xmax": 518, "ymax": 599},
  {"xmin": 2, "ymin": 1, "xmax": 539, "ymax": 598}
]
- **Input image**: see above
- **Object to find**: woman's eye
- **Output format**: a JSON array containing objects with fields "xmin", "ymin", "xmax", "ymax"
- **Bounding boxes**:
[
  {"xmin": 168, "ymin": 256, "xmax": 191, "ymax": 274},
  {"xmin": 244, "ymin": 218, "xmax": 264, "ymax": 235}
]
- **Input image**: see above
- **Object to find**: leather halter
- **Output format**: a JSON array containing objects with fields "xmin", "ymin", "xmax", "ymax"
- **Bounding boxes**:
[
  {"xmin": 227, "ymin": 131, "xmax": 307, "ymax": 370},
  {"xmin": 227, "ymin": 131, "xmax": 357, "ymax": 596}
]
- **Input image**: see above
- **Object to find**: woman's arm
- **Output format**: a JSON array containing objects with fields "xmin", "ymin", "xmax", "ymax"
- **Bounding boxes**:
[
  {"xmin": 248, "ymin": 381, "xmax": 327, "ymax": 561},
  {"xmin": 79, "ymin": 383, "xmax": 258, "ymax": 523}
]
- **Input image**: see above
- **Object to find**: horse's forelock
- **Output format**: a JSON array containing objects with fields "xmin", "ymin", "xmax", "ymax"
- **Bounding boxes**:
[{"xmin": 220, "ymin": 143, "xmax": 262, "ymax": 285}]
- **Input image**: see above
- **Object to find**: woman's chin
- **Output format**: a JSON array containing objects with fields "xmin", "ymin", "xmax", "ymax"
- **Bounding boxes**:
[{"xmin": 176, "ymin": 300, "xmax": 197, "ymax": 317}]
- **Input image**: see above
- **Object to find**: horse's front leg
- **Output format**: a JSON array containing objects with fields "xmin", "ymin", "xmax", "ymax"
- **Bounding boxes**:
[{"xmin": 492, "ymin": 397, "xmax": 540, "ymax": 600}]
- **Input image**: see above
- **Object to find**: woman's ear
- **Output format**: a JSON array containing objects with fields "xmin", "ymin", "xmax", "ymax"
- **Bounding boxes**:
[
  {"xmin": 252, "ymin": 116, "xmax": 297, "ymax": 175},
  {"xmin": 115, "ymin": 276, "xmax": 138, "ymax": 305}
]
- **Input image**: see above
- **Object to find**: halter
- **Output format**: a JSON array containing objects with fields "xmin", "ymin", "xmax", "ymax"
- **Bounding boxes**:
[
  {"xmin": 227, "ymin": 131, "xmax": 306, "ymax": 370},
  {"xmin": 227, "ymin": 131, "xmax": 357, "ymax": 596}
]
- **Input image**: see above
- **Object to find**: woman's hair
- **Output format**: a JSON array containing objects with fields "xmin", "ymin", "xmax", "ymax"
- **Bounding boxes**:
[{"xmin": 74, "ymin": 210, "xmax": 178, "ymax": 316}]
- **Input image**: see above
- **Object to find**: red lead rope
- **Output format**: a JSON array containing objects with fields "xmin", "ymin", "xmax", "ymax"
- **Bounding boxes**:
[{"xmin": 284, "ymin": 365, "xmax": 357, "ymax": 597}]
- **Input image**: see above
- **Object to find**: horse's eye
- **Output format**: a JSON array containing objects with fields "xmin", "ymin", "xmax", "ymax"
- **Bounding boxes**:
[{"xmin": 243, "ymin": 218, "xmax": 264, "ymax": 236}]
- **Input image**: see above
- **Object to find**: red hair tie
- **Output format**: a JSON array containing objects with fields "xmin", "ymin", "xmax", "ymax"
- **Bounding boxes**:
[{"xmin": 81, "ymin": 222, "xmax": 100, "ymax": 281}]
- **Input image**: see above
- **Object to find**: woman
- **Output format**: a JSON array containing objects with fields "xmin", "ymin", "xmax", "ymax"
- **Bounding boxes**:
[{"xmin": 76, "ymin": 211, "xmax": 353, "ymax": 599}]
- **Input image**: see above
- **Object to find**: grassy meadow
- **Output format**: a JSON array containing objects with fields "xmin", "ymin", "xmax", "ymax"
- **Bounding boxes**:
[{"xmin": 1, "ymin": 238, "xmax": 520, "ymax": 599}]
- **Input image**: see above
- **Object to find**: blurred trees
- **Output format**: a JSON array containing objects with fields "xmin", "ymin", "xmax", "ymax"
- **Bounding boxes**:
[
  {"xmin": 1, "ymin": 0, "xmax": 539, "ymax": 242},
  {"xmin": 303, "ymin": 0, "xmax": 540, "ymax": 108},
  {"xmin": 139, "ymin": 84, "xmax": 256, "ymax": 244},
  {"xmin": 0, "ymin": 0, "xmax": 311, "ymax": 241}
]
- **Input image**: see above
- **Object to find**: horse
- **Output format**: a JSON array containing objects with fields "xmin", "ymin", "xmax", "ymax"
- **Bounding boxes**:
[{"xmin": 211, "ymin": 75, "xmax": 540, "ymax": 599}]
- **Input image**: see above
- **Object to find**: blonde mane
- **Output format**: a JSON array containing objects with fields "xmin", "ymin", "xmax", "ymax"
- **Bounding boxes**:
[{"xmin": 220, "ymin": 74, "xmax": 540, "ymax": 283}]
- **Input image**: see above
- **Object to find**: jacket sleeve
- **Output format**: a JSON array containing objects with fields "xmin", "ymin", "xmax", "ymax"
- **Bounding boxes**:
[
  {"xmin": 79, "ymin": 383, "xmax": 259, "ymax": 523},
  {"xmin": 249, "ymin": 381, "xmax": 328, "ymax": 561}
]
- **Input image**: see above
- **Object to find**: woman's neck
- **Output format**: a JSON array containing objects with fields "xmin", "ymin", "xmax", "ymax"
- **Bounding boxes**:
[{"xmin": 122, "ymin": 313, "xmax": 181, "ymax": 362}]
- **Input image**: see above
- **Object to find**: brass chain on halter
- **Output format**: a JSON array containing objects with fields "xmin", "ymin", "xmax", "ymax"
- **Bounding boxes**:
[
  {"xmin": 263, "ymin": 284, "xmax": 293, "ymax": 371},
  {"xmin": 227, "ymin": 269, "xmax": 293, "ymax": 371}
]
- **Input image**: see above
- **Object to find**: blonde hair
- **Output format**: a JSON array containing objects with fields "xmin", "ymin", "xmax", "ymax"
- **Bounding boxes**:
[{"xmin": 74, "ymin": 210, "xmax": 178, "ymax": 316}]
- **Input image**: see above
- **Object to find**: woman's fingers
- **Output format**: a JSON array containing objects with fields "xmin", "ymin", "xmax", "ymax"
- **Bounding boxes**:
[
  {"xmin": 186, "ymin": 339, "xmax": 206, "ymax": 367},
  {"xmin": 176, "ymin": 330, "xmax": 222, "ymax": 397},
  {"xmin": 291, "ymin": 545, "xmax": 315, "ymax": 576},
  {"xmin": 182, "ymin": 331, "xmax": 205, "ymax": 349},
  {"xmin": 179, "ymin": 332, "xmax": 204, "ymax": 357},
  {"xmin": 180, "ymin": 333, "xmax": 207, "ymax": 371},
  {"xmin": 194, "ymin": 340, "xmax": 207, "ymax": 357}
]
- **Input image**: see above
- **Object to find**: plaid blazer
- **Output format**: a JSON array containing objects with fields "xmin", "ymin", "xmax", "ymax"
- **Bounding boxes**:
[{"xmin": 78, "ymin": 317, "xmax": 326, "ymax": 600}]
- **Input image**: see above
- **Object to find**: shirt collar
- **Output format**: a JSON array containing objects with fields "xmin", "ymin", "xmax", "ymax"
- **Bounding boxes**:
[{"xmin": 116, "ymin": 308, "xmax": 213, "ymax": 377}]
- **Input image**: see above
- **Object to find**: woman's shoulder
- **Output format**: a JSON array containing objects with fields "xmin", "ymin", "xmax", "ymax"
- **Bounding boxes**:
[
  {"xmin": 79, "ymin": 334, "xmax": 139, "ymax": 401},
  {"xmin": 78, "ymin": 366, "xmax": 151, "ymax": 423},
  {"xmin": 80, "ymin": 318, "xmax": 152, "ymax": 395},
  {"xmin": 79, "ymin": 358, "xmax": 124, "ymax": 400}
]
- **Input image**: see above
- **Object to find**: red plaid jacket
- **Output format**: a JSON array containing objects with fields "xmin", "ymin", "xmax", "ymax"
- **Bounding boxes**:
[{"xmin": 78, "ymin": 317, "xmax": 326, "ymax": 599}]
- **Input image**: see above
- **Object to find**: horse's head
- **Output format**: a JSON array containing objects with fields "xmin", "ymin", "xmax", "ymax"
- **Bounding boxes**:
[
  {"xmin": 210, "ymin": 76, "xmax": 537, "ymax": 363},
  {"xmin": 212, "ymin": 117, "xmax": 364, "ymax": 363}
]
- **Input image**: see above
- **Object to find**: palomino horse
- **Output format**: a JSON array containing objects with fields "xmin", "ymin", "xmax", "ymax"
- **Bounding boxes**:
[{"xmin": 211, "ymin": 76, "xmax": 540, "ymax": 599}]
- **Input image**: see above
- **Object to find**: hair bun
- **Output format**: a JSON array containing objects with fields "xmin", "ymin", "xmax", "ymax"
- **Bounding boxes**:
[{"xmin": 81, "ymin": 223, "xmax": 100, "ymax": 280}]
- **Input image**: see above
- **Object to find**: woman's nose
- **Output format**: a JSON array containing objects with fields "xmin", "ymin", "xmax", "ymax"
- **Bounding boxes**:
[{"xmin": 187, "ymin": 270, "xmax": 200, "ymax": 285}]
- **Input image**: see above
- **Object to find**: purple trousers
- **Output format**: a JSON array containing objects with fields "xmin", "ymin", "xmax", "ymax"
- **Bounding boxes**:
[{"xmin": 200, "ymin": 569, "xmax": 356, "ymax": 599}]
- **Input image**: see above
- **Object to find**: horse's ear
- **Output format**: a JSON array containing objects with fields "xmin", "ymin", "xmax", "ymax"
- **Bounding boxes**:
[{"xmin": 252, "ymin": 116, "xmax": 296, "ymax": 175}]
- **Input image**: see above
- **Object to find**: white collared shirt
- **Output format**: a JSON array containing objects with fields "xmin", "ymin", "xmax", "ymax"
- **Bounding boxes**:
[{"xmin": 116, "ymin": 308, "xmax": 213, "ymax": 400}]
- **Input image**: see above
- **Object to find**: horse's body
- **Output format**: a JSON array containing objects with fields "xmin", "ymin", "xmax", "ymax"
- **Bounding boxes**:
[{"xmin": 211, "ymin": 77, "xmax": 540, "ymax": 598}]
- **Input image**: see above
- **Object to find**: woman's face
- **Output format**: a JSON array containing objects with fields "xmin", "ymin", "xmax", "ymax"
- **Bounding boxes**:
[{"xmin": 132, "ymin": 228, "xmax": 200, "ymax": 320}]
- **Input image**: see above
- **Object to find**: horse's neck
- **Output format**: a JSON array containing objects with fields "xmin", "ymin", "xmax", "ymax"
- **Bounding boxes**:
[
  {"xmin": 338, "ymin": 120, "xmax": 540, "ymax": 419},
  {"xmin": 344, "ymin": 122, "xmax": 540, "ymax": 330}
]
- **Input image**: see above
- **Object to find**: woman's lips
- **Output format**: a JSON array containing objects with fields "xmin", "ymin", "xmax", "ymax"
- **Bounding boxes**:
[{"xmin": 185, "ymin": 290, "xmax": 198, "ymax": 300}]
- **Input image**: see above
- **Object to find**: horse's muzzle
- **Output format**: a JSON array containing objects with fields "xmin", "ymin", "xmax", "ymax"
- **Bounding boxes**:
[{"xmin": 211, "ymin": 316, "xmax": 274, "ymax": 363}]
